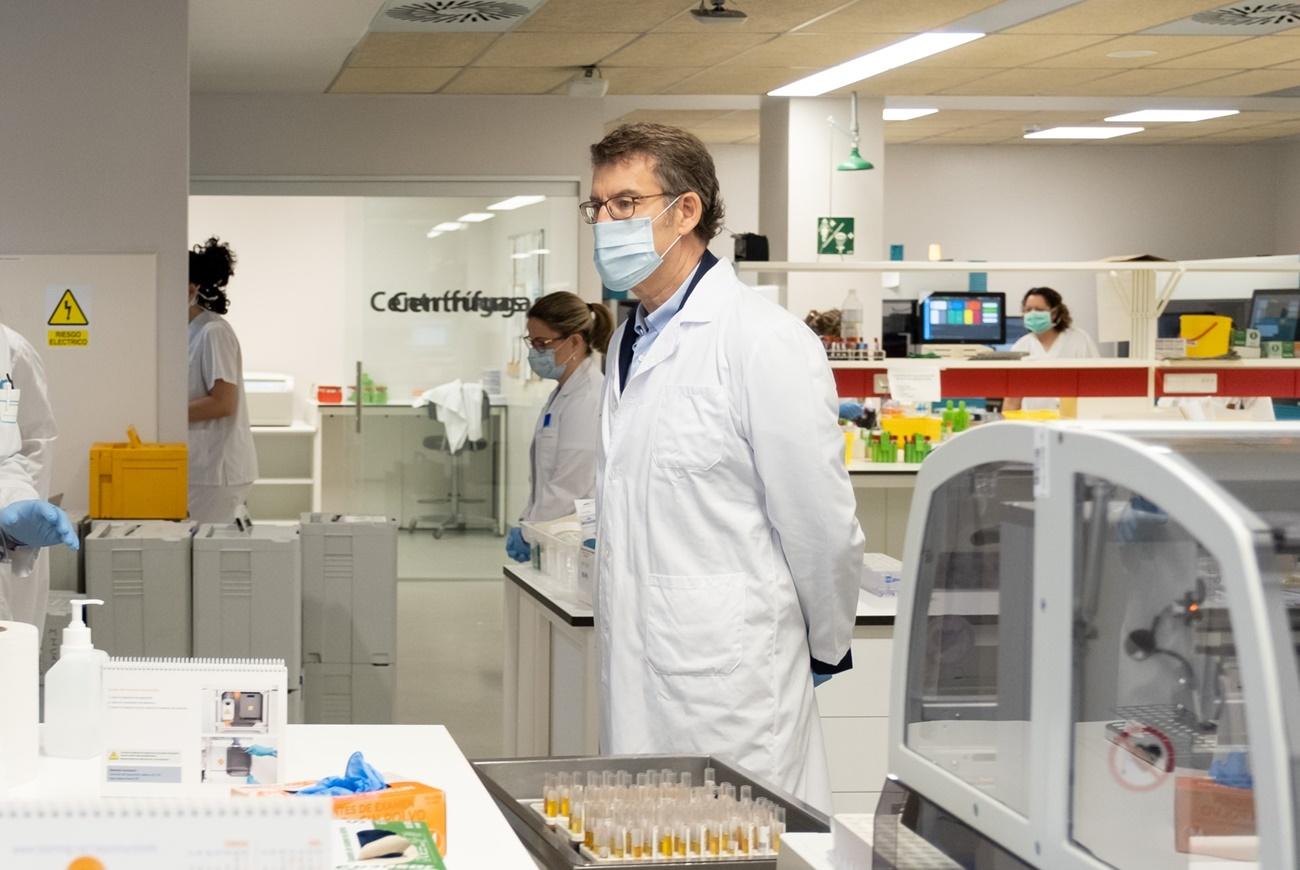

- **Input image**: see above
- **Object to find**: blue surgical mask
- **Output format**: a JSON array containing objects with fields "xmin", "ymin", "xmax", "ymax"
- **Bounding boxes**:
[
  {"xmin": 1024, "ymin": 310, "xmax": 1054, "ymax": 334},
  {"xmin": 592, "ymin": 196, "xmax": 683, "ymax": 294},
  {"xmin": 528, "ymin": 345, "xmax": 572, "ymax": 380}
]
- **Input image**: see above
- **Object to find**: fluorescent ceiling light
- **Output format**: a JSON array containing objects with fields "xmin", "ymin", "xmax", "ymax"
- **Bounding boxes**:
[
  {"xmin": 425, "ymin": 230, "xmax": 443, "ymax": 239},
  {"xmin": 1105, "ymin": 109, "xmax": 1238, "ymax": 123},
  {"xmin": 488, "ymin": 195, "xmax": 546, "ymax": 211},
  {"xmin": 433, "ymin": 222, "xmax": 466, "ymax": 231},
  {"xmin": 457, "ymin": 212, "xmax": 495, "ymax": 222},
  {"xmin": 883, "ymin": 108, "xmax": 938, "ymax": 121},
  {"xmin": 768, "ymin": 32, "xmax": 984, "ymax": 98},
  {"xmin": 1025, "ymin": 126, "xmax": 1144, "ymax": 140}
]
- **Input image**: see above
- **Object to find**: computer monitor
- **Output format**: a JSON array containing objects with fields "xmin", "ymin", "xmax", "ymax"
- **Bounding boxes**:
[
  {"xmin": 991, "ymin": 316, "xmax": 1027, "ymax": 352},
  {"xmin": 1250, "ymin": 289, "xmax": 1300, "ymax": 342},
  {"xmin": 881, "ymin": 299, "xmax": 917, "ymax": 338},
  {"xmin": 918, "ymin": 293, "xmax": 1006, "ymax": 345},
  {"xmin": 1157, "ymin": 298, "xmax": 1253, "ymax": 339}
]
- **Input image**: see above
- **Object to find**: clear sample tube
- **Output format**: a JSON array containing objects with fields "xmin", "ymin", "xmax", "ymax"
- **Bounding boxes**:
[{"xmin": 543, "ymin": 773, "xmax": 558, "ymax": 818}]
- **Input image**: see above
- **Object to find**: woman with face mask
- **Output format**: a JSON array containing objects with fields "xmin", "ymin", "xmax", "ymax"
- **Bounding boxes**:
[
  {"xmin": 187, "ymin": 237, "xmax": 258, "ymax": 524},
  {"xmin": 505, "ymin": 292, "xmax": 614, "ymax": 563},
  {"xmin": 1005, "ymin": 286, "xmax": 1098, "ymax": 412}
]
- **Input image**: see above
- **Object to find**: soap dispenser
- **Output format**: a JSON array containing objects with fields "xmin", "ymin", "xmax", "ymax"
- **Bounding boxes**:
[{"xmin": 43, "ymin": 598, "xmax": 108, "ymax": 759}]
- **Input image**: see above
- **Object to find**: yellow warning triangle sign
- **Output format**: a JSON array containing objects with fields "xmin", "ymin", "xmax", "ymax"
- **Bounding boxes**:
[{"xmin": 48, "ymin": 289, "xmax": 89, "ymax": 326}]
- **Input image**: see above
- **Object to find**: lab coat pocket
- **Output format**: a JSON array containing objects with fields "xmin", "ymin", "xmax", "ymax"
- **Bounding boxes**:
[
  {"xmin": 651, "ymin": 385, "xmax": 726, "ymax": 471},
  {"xmin": 644, "ymin": 572, "xmax": 744, "ymax": 676}
]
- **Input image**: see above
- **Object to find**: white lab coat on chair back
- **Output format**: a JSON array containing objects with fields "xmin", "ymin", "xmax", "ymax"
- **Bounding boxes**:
[
  {"xmin": 595, "ymin": 257, "xmax": 863, "ymax": 812},
  {"xmin": 0, "ymin": 325, "xmax": 57, "ymax": 629}
]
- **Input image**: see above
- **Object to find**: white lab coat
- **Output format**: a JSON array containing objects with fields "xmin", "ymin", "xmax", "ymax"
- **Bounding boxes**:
[
  {"xmin": 1011, "ymin": 326, "xmax": 1099, "ymax": 410},
  {"xmin": 522, "ymin": 354, "xmax": 603, "ymax": 528},
  {"xmin": 595, "ymin": 258, "xmax": 864, "ymax": 812},
  {"xmin": 188, "ymin": 310, "xmax": 258, "ymax": 524},
  {"xmin": 0, "ymin": 326, "xmax": 57, "ymax": 630}
]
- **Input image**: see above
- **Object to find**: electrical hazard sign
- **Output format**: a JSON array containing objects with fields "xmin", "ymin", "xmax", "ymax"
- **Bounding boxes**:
[{"xmin": 45, "ymin": 286, "xmax": 91, "ymax": 347}]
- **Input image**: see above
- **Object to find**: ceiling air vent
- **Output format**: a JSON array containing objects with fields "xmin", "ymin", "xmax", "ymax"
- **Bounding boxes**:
[
  {"xmin": 1145, "ymin": 3, "xmax": 1300, "ymax": 34},
  {"xmin": 370, "ymin": 0, "xmax": 543, "ymax": 32}
]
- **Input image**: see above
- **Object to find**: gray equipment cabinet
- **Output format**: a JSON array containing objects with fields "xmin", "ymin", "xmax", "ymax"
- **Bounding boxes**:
[
  {"xmin": 192, "ymin": 523, "xmax": 303, "ymax": 721},
  {"xmin": 876, "ymin": 422, "xmax": 1300, "ymax": 870},
  {"xmin": 85, "ymin": 520, "xmax": 196, "ymax": 657},
  {"xmin": 299, "ymin": 513, "xmax": 397, "ymax": 723}
]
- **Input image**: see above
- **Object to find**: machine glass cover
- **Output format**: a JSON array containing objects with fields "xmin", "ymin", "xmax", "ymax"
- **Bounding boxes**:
[
  {"xmin": 1069, "ymin": 477, "xmax": 1257, "ymax": 867},
  {"xmin": 904, "ymin": 461, "xmax": 1034, "ymax": 816}
]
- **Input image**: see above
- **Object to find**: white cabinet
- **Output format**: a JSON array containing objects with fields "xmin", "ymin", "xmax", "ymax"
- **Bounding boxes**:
[{"xmin": 248, "ymin": 423, "xmax": 317, "ymax": 522}]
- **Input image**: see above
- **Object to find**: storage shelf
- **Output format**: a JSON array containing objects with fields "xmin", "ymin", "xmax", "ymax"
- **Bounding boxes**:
[
  {"xmin": 736, "ymin": 259, "xmax": 1300, "ymax": 274},
  {"xmin": 254, "ymin": 477, "xmax": 314, "ymax": 486},
  {"xmin": 251, "ymin": 423, "xmax": 317, "ymax": 435}
]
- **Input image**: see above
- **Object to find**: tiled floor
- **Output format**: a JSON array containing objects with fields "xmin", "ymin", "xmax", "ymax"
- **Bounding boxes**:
[{"xmin": 394, "ymin": 529, "xmax": 507, "ymax": 760}]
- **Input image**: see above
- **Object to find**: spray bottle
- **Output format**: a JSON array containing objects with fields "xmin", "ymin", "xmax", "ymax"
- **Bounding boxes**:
[{"xmin": 43, "ymin": 598, "xmax": 108, "ymax": 759}]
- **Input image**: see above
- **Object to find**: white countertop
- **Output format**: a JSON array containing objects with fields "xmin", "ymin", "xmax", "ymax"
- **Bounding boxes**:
[
  {"xmin": 9, "ymin": 724, "xmax": 535, "ymax": 870},
  {"xmin": 317, "ymin": 397, "xmax": 508, "ymax": 412},
  {"xmin": 847, "ymin": 461, "xmax": 920, "ymax": 474}
]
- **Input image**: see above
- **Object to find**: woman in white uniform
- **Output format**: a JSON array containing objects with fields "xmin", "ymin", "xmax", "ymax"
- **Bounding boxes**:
[
  {"xmin": 1006, "ymin": 286, "xmax": 1098, "ymax": 412},
  {"xmin": 505, "ymin": 292, "xmax": 613, "ymax": 563},
  {"xmin": 187, "ymin": 237, "xmax": 258, "ymax": 524}
]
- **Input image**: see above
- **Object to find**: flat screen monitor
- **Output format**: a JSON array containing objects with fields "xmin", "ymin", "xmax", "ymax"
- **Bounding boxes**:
[
  {"xmin": 881, "ymin": 299, "xmax": 916, "ymax": 338},
  {"xmin": 1250, "ymin": 289, "xmax": 1300, "ymax": 342},
  {"xmin": 919, "ymin": 293, "xmax": 1006, "ymax": 345},
  {"xmin": 991, "ymin": 316, "xmax": 1027, "ymax": 352},
  {"xmin": 1158, "ymin": 298, "xmax": 1253, "ymax": 339}
]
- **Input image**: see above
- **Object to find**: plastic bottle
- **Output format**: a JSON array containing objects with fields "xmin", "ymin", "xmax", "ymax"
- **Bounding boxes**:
[
  {"xmin": 954, "ymin": 400, "xmax": 970, "ymax": 433},
  {"xmin": 43, "ymin": 598, "xmax": 109, "ymax": 759},
  {"xmin": 840, "ymin": 289, "xmax": 863, "ymax": 342}
]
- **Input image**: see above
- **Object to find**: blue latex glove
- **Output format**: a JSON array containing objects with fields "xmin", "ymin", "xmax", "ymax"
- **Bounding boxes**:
[
  {"xmin": 506, "ymin": 526, "xmax": 531, "ymax": 563},
  {"xmin": 246, "ymin": 744, "xmax": 277, "ymax": 757},
  {"xmin": 1116, "ymin": 495, "xmax": 1168, "ymax": 543},
  {"xmin": 294, "ymin": 751, "xmax": 387, "ymax": 796},
  {"xmin": 0, "ymin": 500, "xmax": 78, "ymax": 550},
  {"xmin": 813, "ymin": 671, "xmax": 832, "ymax": 688},
  {"xmin": 1210, "ymin": 752, "xmax": 1253, "ymax": 789},
  {"xmin": 838, "ymin": 400, "xmax": 864, "ymax": 422}
]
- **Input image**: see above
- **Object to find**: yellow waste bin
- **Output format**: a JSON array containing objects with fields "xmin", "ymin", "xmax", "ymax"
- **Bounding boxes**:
[
  {"xmin": 1180, "ymin": 314, "xmax": 1232, "ymax": 358},
  {"xmin": 89, "ymin": 426, "xmax": 188, "ymax": 519}
]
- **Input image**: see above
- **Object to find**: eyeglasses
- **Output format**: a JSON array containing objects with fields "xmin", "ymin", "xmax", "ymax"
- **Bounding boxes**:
[
  {"xmin": 521, "ymin": 335, "xmax": 568, "ymax": 351},
  {"xmin": 578, "ymin": 192, "xmax": 678, "ymax": 224}
]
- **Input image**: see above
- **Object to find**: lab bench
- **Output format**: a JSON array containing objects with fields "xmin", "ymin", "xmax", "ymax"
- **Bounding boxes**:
[
  {"xmin": 848, "ymin": 461, "xmax": 918, "ymax": 561},
  {"xmin": 501, "ymin": 564, "xmax": 898, "ymax": 815},
  {"xmin": 13, "ymin": 724, "xmax": 536, "ymax": 869}
]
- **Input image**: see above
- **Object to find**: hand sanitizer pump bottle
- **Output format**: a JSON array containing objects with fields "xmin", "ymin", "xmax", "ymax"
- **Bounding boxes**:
[{"xmin": 43, "ymin": 598, "xmax": 108, "ymax": 759}]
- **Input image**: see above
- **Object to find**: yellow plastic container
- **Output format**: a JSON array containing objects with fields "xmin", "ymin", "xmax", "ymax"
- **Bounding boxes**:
[
  {"xmin": 89, "ymin": 426, "xmax": 188, "ymax": 519},
  {"xmin": 1004, "ymin": 409, "xmax": 1061, "ymax": 421},
  {"xmin": 882, "ymin": 415, "xmax": 943, "ymax": 441},
  {"xmin": 1180, "ymin": 314, "xmax": 1232, "ymax": 358}
]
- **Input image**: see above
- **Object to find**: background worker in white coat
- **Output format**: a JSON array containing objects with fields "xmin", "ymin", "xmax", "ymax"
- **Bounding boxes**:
[
  {"xmin": 0, "ymin": 323, "xmax": 72, "ymax": 633},
  {"xmin": 188, "ymin": 237, "xmax": 258, "ymax": 524},
  {"xmin": 507, "ymin": 291, "xmax": 613, "ymax": 562},
  {"xmin": 586, "ymin": 124, "xmax": 864, "ymax": 812}
]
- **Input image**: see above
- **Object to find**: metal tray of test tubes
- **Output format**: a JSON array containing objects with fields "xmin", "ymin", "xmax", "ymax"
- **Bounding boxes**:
[{"xmin": 473, "ymin": 755, "xmax": 830, "ymax": 869}]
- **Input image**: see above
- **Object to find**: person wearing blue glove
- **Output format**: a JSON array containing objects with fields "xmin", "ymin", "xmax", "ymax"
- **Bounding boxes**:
[
  {"xmin": 812, "ymin": 672, "xmax": 832, "ymax": 688},
  {"xmin": 0, "ymin": 500, "xmax": 78, "ymax": 552},
  {"xmin": 838, "ymin": 400, "xmax": 864, "ymax": 422},
  {"xmin": 509, "ymin": 292, "xmax": 613, "ymax": 564}
]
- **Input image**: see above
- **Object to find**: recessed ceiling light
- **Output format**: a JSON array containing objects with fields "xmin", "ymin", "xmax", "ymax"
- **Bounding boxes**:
[
  {"xmin": 425, "ymin": 230, "xmax": 443, "ymax": 239},
  {"xmin": 433, "ymin": 222, "xmax": 466, "ymax": 231},
  {"xmin": 883, "ymin": 108, "xmax": 939, "ymax": 121},
  {"xmin": 769, "ymin": 32, "xmax": 984, "ymax": 97},
  {"xmin": 488, "ymin": 195, "xmax": 546, "ymax": 211},
  {"xmin": 1024, "ymin": 126, "xmax": 1144, "ymax": 140},
  {"xmin": 1105, "ymin": 109, "xmax": 1238, "ymax": 123},
  {"xmin": 457, "ymin": 212, "xmax": 495, "ymax": 222},
  {"xmin": 1107, "ymin": 49, "xmax": 1158, "ymax": 59}
]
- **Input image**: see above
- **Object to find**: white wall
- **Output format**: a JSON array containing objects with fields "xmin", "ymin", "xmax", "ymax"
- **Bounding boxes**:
[
  {"xmin": 883, "ymin": 143, "xmax": 1288, "ymax": 339},
  {"xmin": 1276, "ymin": 142, "xmax": 1300, "ymax": 257},
  {"xmin": 0, "ymin": 1, "xmax": 188, "ymax": 447},
  {"xmin": 709, "ymin": 143, "xmax": 761, "ymax": 261}
]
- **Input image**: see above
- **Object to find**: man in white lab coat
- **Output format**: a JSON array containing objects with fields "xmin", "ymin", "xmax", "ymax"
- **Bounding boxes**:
[{"xmin": 588, "ymin": 124, "xmax": 864, "ymax": 812}]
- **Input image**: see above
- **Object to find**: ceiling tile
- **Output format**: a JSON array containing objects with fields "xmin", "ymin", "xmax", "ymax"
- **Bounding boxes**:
[
  {"xmin": 688, "ymin": 123, "xmax": 761, "ymax": 144},
  {"xmin": 800, "ymin": 0, "xmax": 1004, "ymax": 34},
  {"xmin": 1030, "ymin": 35, "xmax": 1249, "ymax": 69},
  {"xmin": 914, "ymin": 34, "xmax": 1111, "ymax": 68},
  {"xmin": 328, "ymin": 67, "xmax": 460, "ymax": 94},
  {"xmin": 839, "ymin": 65, "xmax": 1000, "ymax": 96},
  {"xmin": 669, "ymin": 66, "xmax": 817, "ymax": 95},
  {"xmin": 934, "ymin": 67, "xmax": 1115, "ymax": 96},
  {"xmin": 346, "ymin": 33, "xmax": 498, "ymax": 67},
  {"xmin": 611, "ymin": 109, "xmax": 734, "ymax": 129},
  {"xmin": 514, "ymin": 0, "xmax": 693, "ymax": 32},
  {"xmin": 721, "ymin": 32, "xmax": 898, "ymax": 67},
  {"xmin": 655, "ymin": 0, "xmax": 856, "ymax": 33},
  {"xmin": 439, "ymin": 66, "xmax": 573, "ymax": 95},
  {"xmin": 601, "ymin": 66, "xmax": 704, "ymax": 94},
  {"xmin": 1160, "ymin": 68, "xmax": 1300, "ymax": 96},
  {"xmin": 603, "ymin": 32, "xmax": 771, "ymax": 67},
  {"xmin": 1008, "ymin": 1, "xmax": 1233, "ymax": 35},
  {"xmin": 474, "ymin": 31, "xmax": 637, "ymax": 67},
  {"xmin": 1054, "ymin": 67, "xmax": 1235, "ymax": 96},
  {"xmin": 1155, "ymin": 36, "xmax": 1300, "ymax": 69}
]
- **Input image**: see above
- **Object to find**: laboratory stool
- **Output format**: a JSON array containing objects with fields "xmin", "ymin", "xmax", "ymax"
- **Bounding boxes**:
[{"xmin": 413, "ymin": 401, "xmax": 496, "ymax": 538}]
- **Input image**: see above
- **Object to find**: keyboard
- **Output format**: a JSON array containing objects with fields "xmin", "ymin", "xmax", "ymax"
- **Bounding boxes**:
[{"xmin": 970, "ymin": 351, "xmax": 1029, "ymax": 361}]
